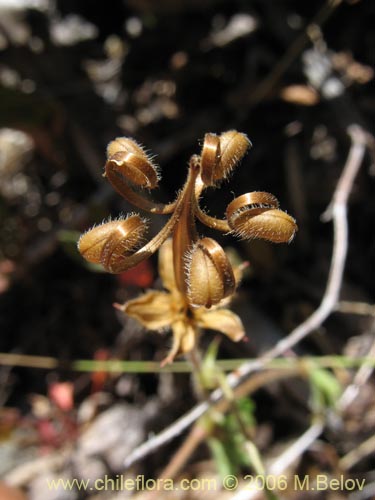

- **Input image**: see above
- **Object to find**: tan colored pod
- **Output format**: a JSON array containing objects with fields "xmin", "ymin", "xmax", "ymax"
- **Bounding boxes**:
[
  {"xmin": 186, "ymin": 237, "xmax": 235, "ymax": 308},
  {"xmin": 78, "ymin": 214, "xmax": 147, "ymax": 272},
  {"xmin": 219, "ymin": 130, "xmax": 251, "ymax": 178},
  {"xmin": 226, "ymin": 192, "xmax": 297, "ymax": 243},
  {"xmin": 200, "ymin": 130, "xmax": 251, "ymax": 186},
  {"xmin": 106, "ymin": 137, "xmax": 159, "ymax": 189}
]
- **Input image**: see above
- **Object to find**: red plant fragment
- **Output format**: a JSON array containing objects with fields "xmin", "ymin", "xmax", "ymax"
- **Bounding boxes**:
[
  {"xmin": 48, "ymin": 382, "xmax": 74, "ymax": 412},
  {"xmin": 117, "ymin": 259, "xmax": 154, "ymax": 288}
]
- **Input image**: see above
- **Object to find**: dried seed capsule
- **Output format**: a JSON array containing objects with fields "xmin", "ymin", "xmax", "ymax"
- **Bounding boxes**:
[
  {"xmin": 219, "ymin": 130, "xmax": 251, "ymax": 178},
  {"xmin": 200, "ymin": 133, "xmax": 220, "ymax": 186},
  {"xmin": 200, "ymin": 130, "xmax": 251, "ymax": 186},
  {"xmin": 226, "ymin": 192, "xmax": 297, "ymax": 243},
  {"xmin": 78, "ymin": 214, "xmax": 147, "ymax": 272},
  {"xmin": 106, "ymin": 137, "xmax": 159, "ymax": 189},
  {"xmin": 186, "ymin": 237, "xmax": 235, "ymax": 308}
]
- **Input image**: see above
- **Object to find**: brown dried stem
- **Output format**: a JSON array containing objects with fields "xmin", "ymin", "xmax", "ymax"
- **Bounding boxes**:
[{"xmin": 105, "ymin": 162, "xmax": 177, "ymax": 215}]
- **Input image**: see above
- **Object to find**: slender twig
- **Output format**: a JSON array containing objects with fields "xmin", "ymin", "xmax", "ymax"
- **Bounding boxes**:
[
  {"xmin": 339, "ymin": 433, "xmax": 375, "ymax": 471},
  {"xmin": 0, "ymin": 352, "xmax": 374, "ymax": 372},
  {"xmin": 336, "ymin": 301, "xmax": 375, "ymax": 316},
  {"xmin": 0, "ymin": 353, "xmax": 59, "ymax": 369},
  {"xmin": 156, "ymin": 424, "xmax": 207, "ymax": 482},
  {"xmin": 269, "ymin": 420, "xmax": 324, "ymax": 476},
  {"xmin": 230, "ymin": 421, "xmax": 324, "ymax": 500},
  {"xmin": 122, "ymin": 125, "xmax": 369, "ymax": 469},
  {"xmin": 229, "ymin": 125, "xmax": 368, "ymax": 378}
]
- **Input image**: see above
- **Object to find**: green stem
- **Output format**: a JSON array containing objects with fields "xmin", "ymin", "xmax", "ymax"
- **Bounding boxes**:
[{"xmin": 0, "ymin": 354, "xmax": 373, "ymax": 372}]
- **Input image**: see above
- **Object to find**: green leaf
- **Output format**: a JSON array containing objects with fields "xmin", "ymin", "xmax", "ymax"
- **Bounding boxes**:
[
  {"xmin": 309, "ymin": 367, "xmax": 342, "ymax": 410},
  {"xmin": 200, "ymin": 338, "xmax": 221, "ymax": 389},
  {"xmin": 209, "ymin": 397, "xmax": 256, "ymax": 475},
  {"xmin": 208, "ymin": 436, "xmax": 235, "ymax": 478}
]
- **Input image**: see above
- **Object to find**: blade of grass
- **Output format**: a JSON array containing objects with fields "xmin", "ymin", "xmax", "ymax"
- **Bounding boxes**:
[{"xmin": 0, "ymin": 352, "xmax": 374, "ymax": 372}]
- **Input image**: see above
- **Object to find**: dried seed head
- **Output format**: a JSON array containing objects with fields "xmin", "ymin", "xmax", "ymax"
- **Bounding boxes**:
[
  {"xmin": 186, "ymin": 237, "xmax": 236, "ymax": 308},
  {"xmin": 226, "ymin": 192, "xmax": 297, "ymax": 243},
  {"xmin": 200, "ymin": 133, "xmax": 220, "ymax": 186},
  {"xmin": 77, "ymin": 214, "xmax": 147, "ymax": 273},
  {"xmin": 219, "ymin": 130, "xmax": 251, "ymax": 175},
  {"xmin": 200, "ymin": 130, "xmax": 251, "ymax": 186},
  {"xmin": 106, "ymin": 137, "xmax": 159, "ymax": 189}
]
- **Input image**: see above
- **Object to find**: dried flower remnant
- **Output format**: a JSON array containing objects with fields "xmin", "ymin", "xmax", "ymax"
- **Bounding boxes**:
[
  {"xmin": 116, "ymin": 239, "xmax": 245, "ymax": 366},
  {"xmin": 78, "ymin": 132, "xmax": 297, "ymax": 363}
]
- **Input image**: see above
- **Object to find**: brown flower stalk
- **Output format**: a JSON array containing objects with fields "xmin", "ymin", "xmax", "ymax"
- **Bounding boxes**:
[{"xmin": 78, "ymin": 131, "xmax": 297, "ymax": 363}]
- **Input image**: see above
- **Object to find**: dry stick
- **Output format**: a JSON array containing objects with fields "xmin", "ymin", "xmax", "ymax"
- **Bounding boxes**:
[
  {"xmin": 123, "ymin": 125, "xmax": 368, "ymax": 470},
  {"xmin": 156, "ymin": 424, "xmax": 207, "ymax": 482},
  {"xmin": 236, "ymin": 125, "xmax": 368, "ymax": 369},
  {"xmin": 336, "ymin": 301, "xmax": 375, "ymax": 316},
  {"xmin": 268, "ymin": 421, "xmax": 324, "ymax": 477},
  {"xmin": 339, "ymin": 433, "xmax": 375, "ymax": 471},
  {"xmin": 230, "ymin": 421, "xmax": 325, "ymax": 500},
  {"xmin": 0, "ymin": 353, "xmax": 58, "ymax": 369}
]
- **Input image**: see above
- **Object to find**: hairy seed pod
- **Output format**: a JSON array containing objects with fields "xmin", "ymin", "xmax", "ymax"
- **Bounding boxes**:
[
  {"xmin": 78, "ymin": 214, "xmax": 147, "ymax": 272},
  {"xmin": 200, "ymin": 130, "xmax": 251, "ymax": 186},
  {"xmin": 219, "ymin": 130, "xmax": 251, "ymax": 177},
  {"xmin": 106, "ymin": 137, "xmax": 159, "ymax": 189},
  {"xmin": 226, "ymin": 192, "xmax": 297, "ymax": 243},
  {"xmin": 186, "ymin": 237, "xmax": 235, "ymax": 308}
]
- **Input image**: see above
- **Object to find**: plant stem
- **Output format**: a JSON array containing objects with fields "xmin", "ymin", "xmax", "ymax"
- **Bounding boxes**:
[{"xmin": 0, "ymin": 353, "xmax": 374, "ymax": 372}]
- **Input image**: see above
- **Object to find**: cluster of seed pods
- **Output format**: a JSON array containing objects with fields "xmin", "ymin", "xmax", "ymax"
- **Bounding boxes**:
[{"xmin": 78, "ymin": 131, "xmax": 297, "ymax": 308}]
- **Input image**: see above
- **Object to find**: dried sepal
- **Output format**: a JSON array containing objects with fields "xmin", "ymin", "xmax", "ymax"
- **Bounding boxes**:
[
  {"xmin": 77, "ymin": 214, "xmax": 148, "ymax": 273},
  {"xmin": 119, "ymin": 290, "xmax": 174, "ymax": 330},
  {"xmin": 106, "ymin": 137, "xmax": 160, "ymax": 189},
  {"xmin": 161, "ymin": 321, "xmax": 197, "ymax": 366},
  {"xmin": 185, "ymin": 237, "xmax": 236, "ymax": 308},
  {"xmin": 197, "ymin": 309, "xmax": 245, "ymax": 342},
  {"xmin": 200, "ymin": 130, "xmax": 251, "ymax": 186},
  {"xmin": 226, "ymin": 192, "xmax": 297, "ymax": 243}
]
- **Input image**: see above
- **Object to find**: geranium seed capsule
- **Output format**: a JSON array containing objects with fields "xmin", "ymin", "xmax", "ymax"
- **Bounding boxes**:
[
  {"xmin": 106, "ymin": 137, "xmax": 159, "ymax": 189},
  {"xmin": 77, "ymin": 214, "xmax": 147, "ymax": 272},
  {"xmin": 186, "ymin": 237, "xmax": 235, "ymax": 308},
  {"xmin": 200, "ymin": 133, "xmax": 220, "ymax": 186},
  {"xmin": 218, "ymin": 130, "xmax": 251, "ymax": 180},
  {"xmin": 200, "ymin": 130, "xmax": 251, "ymax": 187},
  {"xmin": 226, "ymin": 191, "xmax": 297, "ymax": 243}
]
